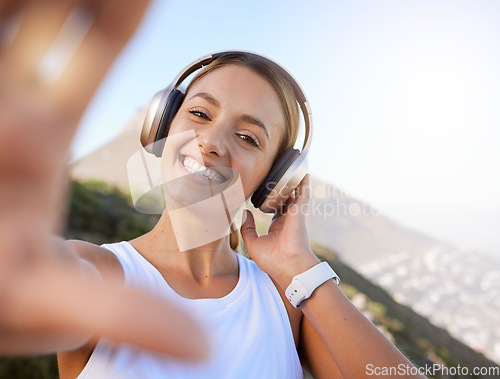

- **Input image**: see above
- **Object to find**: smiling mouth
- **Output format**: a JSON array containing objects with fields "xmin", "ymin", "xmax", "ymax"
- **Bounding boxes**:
[{"xmin": 180, "ymin": 154, "xmax": 227, "ymax": 183}]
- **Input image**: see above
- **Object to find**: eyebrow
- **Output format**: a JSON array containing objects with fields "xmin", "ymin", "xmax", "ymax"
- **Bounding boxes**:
[
  {"xmin": 241, "ymin": 115, "xmax": 269, "ymax": 140},
  {"xmin": 188, "ymin": 92, "xmax": 269, "ymax": 140},
  {"xmin": 188, "ymin": 92, "xmax": 220, "ymax": 107}
]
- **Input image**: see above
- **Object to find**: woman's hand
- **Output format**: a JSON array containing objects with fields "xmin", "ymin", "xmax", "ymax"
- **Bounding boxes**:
[
  {"xmin": 0, "ymin": 0, "xmax": 208, "ymax": 359},
  {"xmin": 0, "ymin": 229, "xmax": 206, "ymax": 358},
  {"xmin": 240, "ymin": 174, "xmax": 320, "ymax": 290}
]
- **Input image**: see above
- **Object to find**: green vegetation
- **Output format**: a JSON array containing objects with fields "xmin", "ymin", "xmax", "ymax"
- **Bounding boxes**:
[
  {"xmin": 0, "ymin": 356, "xmax": 58, "ymax": 379},
  {"xmin": 2, "ymin": 181, "xmax": 497, "ymax": 378},
  {"xmin": 64, "ymin": 180, "xmax": 159, "ymax": 244},
  {"xmin": 0, "ymin": 180, "xmax": 158, "ymax": 379}
]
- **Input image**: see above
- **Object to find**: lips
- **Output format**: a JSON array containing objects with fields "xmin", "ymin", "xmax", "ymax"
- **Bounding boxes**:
[{"xmin": 179, "ymin": 154, "xmax": 227, "ymax": 183}]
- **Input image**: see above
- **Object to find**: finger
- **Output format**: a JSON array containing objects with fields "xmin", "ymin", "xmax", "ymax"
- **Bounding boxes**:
[
  {"xmin": 50, "ymin": 0, "xmax": 152, "ymax": 121},
  {"xmin": 1, "ymin": 0, "xmax": 152, "ymax": 135},
  {"xmin": 0, "ymin": 1, "xmax": 28, "ymax": 21},
  {"xmin": 275, "ymin": 175, "xmax": 310, "ymax": 219},
  {"xmin": 0, "ymin": 207, "xmax": 49, "ymax": 273},
  {"xmin": 7, "ymin": 266, "xmax": 209, "ymax": 359},
  {"xmin": 295, "ymin": 173, "xmax": 311, "ymax": 208},
  {"xmin": 276, "ymin": 176, "xmax": 307, "ymax": 217},
  {"xmin": 240, "ymin": 209, "xmax": 258, "ymax": 250},
  {"xmin": 79, "ymin": 279, "xmax": 209, "ymax": 359},
  {"xmin": 277, "ymin": 193, "xmax": 296, "ymax": 217},
  {"xmin": 271, "ymin": 209, "xmax": 283, "ymax": 222}
]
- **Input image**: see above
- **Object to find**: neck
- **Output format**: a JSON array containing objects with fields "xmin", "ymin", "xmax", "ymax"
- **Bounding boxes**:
[{"xmin": 131, "ymin": 204, "xmax": 237, "ymax": 281}]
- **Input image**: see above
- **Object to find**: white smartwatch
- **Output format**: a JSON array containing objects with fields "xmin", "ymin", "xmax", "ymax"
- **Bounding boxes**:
[{"xmin": 285, "ymin": 262, "xmax": 340, "ymax": 308}]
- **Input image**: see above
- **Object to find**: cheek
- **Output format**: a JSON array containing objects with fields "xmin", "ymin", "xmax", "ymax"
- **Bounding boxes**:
[
  {"xmin": 168, "ymin": 116, "xmax": 190, "ymax": 135},
  {"xmin": 237, "ymin": 159, "xmax": 273, "ymax": 200}
]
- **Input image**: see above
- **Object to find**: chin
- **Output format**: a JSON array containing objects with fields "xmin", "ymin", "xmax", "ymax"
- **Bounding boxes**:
[{"xmin": 162, "ymin": 180, "xmax": 208, "ymax": 209}]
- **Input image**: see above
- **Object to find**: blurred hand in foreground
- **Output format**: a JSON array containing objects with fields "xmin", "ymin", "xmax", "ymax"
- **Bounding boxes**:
[{"xmin": 0, "ymin": 0, "xmax": 207, "ymax": 359}]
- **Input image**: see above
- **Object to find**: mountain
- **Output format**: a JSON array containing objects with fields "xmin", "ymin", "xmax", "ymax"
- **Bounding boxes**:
[
  {"xmin": 71, "ymin": 109, "xmax": 440, "ymax": 266},
  {"xmin": 65, "ymin": 181, "xmax": 500, "ymax": 377},
  {"xmin": 5, "ymin": 179, "xmax": 497, "ymax": 378},
  {"xmin": 252, "ymin": 180, "xmax": 500, "ymax": 366},
  {"xmin": 70, "ymin": 110, "xmax": 500, "ymax": 366},
  {"xmin": 71, "ymin": 108, "xmax": 147, "ymax": 190},
  {"xmin": 71, "ymin": 110, "xmax": 438, "ymax": 266}
]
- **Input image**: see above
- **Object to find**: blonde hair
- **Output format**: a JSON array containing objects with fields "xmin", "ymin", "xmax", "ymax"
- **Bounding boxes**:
[{"xmin": 185, "ymin": 52, "xmax": 302, "ymax": 251}]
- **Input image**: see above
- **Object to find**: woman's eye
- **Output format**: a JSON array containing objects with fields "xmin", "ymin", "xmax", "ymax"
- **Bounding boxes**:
[
  {"xmin": 188, "ymin": 108, "xmax": 210, "ymax": 120},
  {"xmin": 237, "ymin": 133, "xmax": 260, "ymax": 148}
]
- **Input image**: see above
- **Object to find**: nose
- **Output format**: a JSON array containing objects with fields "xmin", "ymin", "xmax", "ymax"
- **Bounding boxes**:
[{"xmin": 196, "ymin": 124, "xmax": 227, "ymax": 157}]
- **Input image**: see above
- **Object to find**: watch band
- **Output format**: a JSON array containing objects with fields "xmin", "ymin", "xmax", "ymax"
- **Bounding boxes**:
[{"xmin": 285, "ymin": 262, "xmax": 340, "ymax": 308}]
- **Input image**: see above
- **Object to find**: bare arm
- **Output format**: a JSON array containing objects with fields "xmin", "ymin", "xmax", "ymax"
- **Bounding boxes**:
[
  {"xmin": 299, "ymin": 314, "xmax": 344, "ymax": 378},
  {"xmin": 0, "ymin": 235, "xmax": 205, "ymax": 358},
  {"xmin": 0, "ymin": 0, "xmax": 208, "ymax": 359},
  {"xmin": 0, "ymin": 240, "xmax": 102, "ymax": 354},
  {"xmin": 241, "ymin": 175, "xmax": 425, "ymax": 378},
  {"xmin": 299, "ymin": 272, "xmax": 423, "ymax": 378}
]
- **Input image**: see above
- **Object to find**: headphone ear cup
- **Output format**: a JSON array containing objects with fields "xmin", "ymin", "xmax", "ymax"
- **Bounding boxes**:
[
  {"xmin": 251, "ymin": 148, "xmax": 301, "ymax": 209},
  {"xmin": 153, "ymin": 89, "xmax": 185, "ymax": 157}
]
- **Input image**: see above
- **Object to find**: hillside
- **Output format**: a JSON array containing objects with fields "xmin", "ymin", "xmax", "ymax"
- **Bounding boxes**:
[
  {"xmin": 2, "ymin": 180, "xmax": 498, "ymax": 378},
  {"xmin": 309, "ymin": 242, "xmax": 499, "ymax": 377},
  {"xmin": 248, "ymin": 181, "xmax": 500, "ymax": 365},
  {"xmin": 68, "ymin": 110, "xmax": 500, "ymax": 366},
  {"xmin": 70, "ymin": 114, "xmax": 441, "ymax": 267}
]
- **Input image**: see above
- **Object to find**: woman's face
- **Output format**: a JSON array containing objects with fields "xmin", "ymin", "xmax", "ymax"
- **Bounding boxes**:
[{"xmin": 161, "ymin": 64, "xmax": 284, "ymax": 207}]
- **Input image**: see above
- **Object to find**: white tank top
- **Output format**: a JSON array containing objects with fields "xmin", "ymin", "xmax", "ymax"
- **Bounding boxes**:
[{"xmin": 77, "ymin": 241, "xmax": 303, "ymax": 379}]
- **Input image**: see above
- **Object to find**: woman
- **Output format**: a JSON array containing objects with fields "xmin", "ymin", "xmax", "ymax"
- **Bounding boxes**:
[{"xmin": 57, "ymin": 51, "xmax": 424, "ymax": 378}]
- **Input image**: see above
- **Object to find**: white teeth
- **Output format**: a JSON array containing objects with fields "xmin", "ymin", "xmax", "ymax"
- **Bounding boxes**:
[
  {"xmin": 181, "ymin": 155, "xmax": 225, "ymax": 183},
  {"xmin": 191, "ymin": 160, "xmax": 200, "ymax": 172}
]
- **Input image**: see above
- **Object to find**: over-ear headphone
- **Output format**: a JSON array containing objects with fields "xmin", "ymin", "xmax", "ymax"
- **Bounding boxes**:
[{"xmin": 140, "ymin": 50, "xmax": 312, "ymax": 214}]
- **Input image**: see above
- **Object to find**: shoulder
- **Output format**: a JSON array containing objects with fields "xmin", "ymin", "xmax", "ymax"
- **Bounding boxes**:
[{"xmin": 66, "ymin": 239, "xmax": 124, "ymax": 284}]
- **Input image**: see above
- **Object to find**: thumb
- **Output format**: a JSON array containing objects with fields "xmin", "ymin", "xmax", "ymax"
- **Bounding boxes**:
[{"xmin": 240, "ymin": 209, "xmax": 258, "ymax": 249}]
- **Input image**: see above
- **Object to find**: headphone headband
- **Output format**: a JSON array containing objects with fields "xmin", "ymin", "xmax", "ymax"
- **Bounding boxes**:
[
  {"xmin": 140, "ymin": 50, "xmax": 312, "ymax": 213},
  {"xmin": 142, "ymin": 50, "xmax": 311, "ymax": 154}
]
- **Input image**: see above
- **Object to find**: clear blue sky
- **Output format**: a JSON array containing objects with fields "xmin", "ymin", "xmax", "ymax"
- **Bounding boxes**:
[{"xmin": 72, "ymin": 0, "xmax": 500, "ymax": 255}]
